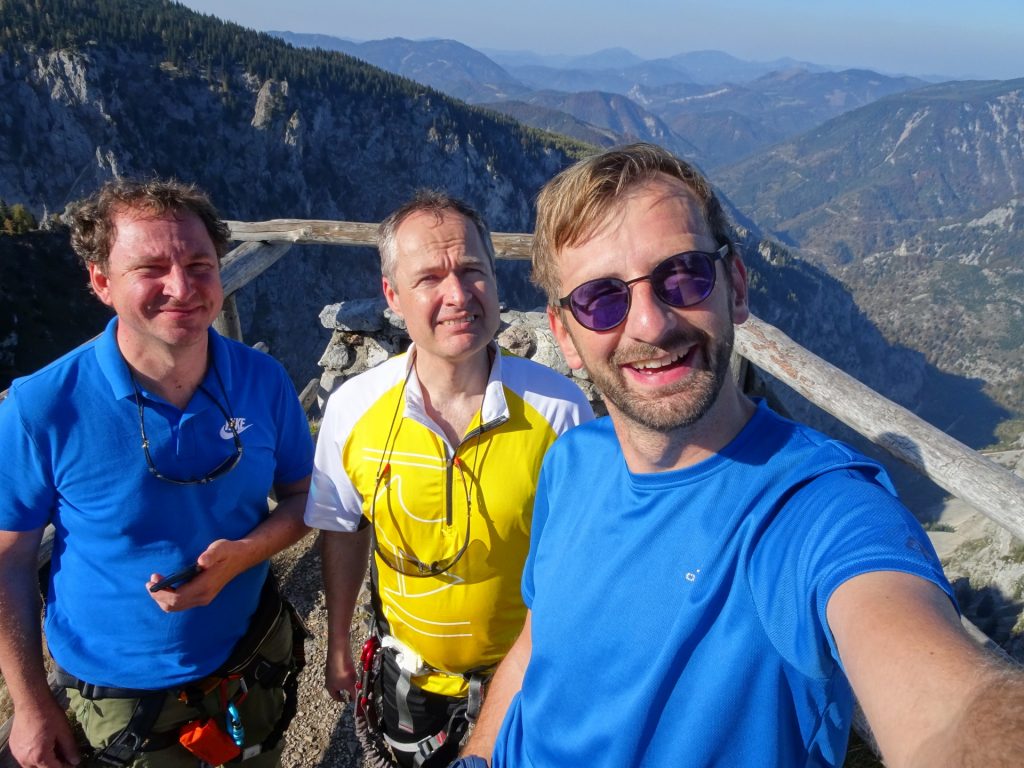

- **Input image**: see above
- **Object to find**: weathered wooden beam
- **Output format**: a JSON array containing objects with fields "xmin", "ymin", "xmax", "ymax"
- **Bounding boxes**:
[
  {"xmin": 213, "ymin": 294, "xmax": 244, "ymax": 343},
  {"xmin": 735, "ymin": 314, "xmax": 1024, "ymax": 541},
  {"xmin": 298, "ymin": 377, "xmax": 320, "ymax": 416},
  {"xmin": 225, "ymin": 220, "xmax": 532, "ymax": 260},
  {"xmin": 226, "ymin": 219, "xmax": 378, "ymax": 246},
  {"xmin": 489, "ymin": 233, "xmax": 533, "ymax": 260},
  {"xmin": 220, "ymin": 240, "xmax": 295, "ymax": 297}
]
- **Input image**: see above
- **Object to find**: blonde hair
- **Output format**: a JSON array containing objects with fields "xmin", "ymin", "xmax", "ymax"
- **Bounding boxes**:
[{"xmin": 532, "ymin": 143, "xmax": 733, "ymax": 303}]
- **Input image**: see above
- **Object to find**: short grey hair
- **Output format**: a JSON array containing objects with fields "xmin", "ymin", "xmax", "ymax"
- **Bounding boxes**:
[{"xmin": 377, "ymin": 190, "xmax": 496, "ymax": 282}]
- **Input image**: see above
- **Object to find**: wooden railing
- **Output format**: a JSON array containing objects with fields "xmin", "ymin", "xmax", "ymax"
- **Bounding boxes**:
[
  {"xmin": 1, "ymin": 220, "xmax": 1022, "ymax": 764},
  {"xmin": 218, "ymin": 219, "xmax": 1024, "ymax": 542},
  {"xmin": 5, "ymin": 218, "xmax": 1021, "ymax": 539}
]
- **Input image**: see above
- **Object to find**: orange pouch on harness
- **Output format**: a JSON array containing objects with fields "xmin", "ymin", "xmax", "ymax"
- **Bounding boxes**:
[{"xmin": 178, "ymin": 718, "xmax": 242, "ymax": 764}]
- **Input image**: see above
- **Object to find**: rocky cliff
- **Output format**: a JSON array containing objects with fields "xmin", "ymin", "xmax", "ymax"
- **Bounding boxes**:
[
  {"xmin": 0, "ymin": 0, "xmax": 1012, "ymax": 464},
  {"xmin": 716, "ymin": 80, "xmax": 1024, "ymax": 419},
  {"xmin": 0, "ymin": 0, "xmax": 583, "ymax": 383}
]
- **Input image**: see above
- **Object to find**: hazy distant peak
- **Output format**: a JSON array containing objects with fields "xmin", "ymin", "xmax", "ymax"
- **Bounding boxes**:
[
  {"xmin": 669, "ymin": 49, "xmax": 747, "ymax": 65},
  {"xmin": 267, "ymin": 30, "xmax": 361, "ymax": 47},
  {"xmin": 566, "ymin": 47, "xmax": 643, "ymax": 70}
]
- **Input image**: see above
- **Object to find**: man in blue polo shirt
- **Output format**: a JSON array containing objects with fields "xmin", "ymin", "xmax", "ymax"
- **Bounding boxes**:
[{"xmin": 0, "ymin": 179, "xmax": 313, "ymax": 768}]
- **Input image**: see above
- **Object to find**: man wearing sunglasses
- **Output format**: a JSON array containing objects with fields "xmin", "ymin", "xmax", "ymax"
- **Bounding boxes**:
[
  {"xmin": 460, "ymin": 143, "xmax": 1024, "ymax": 767},
  {"xmin": 305, "ymin": 191, "xmax": 593, "ymax": 767},
  {"xmin": 0, "ymin": 179, "xmax": 313, "ymax": 768}
]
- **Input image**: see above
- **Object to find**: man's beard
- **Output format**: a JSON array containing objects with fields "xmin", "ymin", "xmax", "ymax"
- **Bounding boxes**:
[{"xmin": 585, "ymin": 322, "xmax": 735, "ymax": 434}]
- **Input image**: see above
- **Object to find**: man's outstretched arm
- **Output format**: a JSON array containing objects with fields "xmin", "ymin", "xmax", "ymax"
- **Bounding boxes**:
[{"xmin": 829, "ymin": 569, "xmax": 1024, "ymax": 768}]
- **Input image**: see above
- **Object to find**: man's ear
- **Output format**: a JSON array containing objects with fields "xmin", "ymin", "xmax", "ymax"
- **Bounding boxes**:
[
  {"xmin": 382, "ymin": 276, "xmax": 403, "ymax": 318},
  {"xmin": 88, "ymin": 262, "xmax": 115, "ymax": 308},
  {"xmin": 728, "ymin": 253, "xmax": 750, "ymax": 325},
  {"xmin": 547, "ymin": 306, "xmax": 584, "ymax": 370}
]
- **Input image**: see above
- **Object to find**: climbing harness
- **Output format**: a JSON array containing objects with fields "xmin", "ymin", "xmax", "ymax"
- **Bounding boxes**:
[
  {"xmin": 351, "ymin": 631, "xmax": 490, "ymax": 768},
  {"xmin": 57, "ymin": 575, "xmax": 308, "ymax": 766}
]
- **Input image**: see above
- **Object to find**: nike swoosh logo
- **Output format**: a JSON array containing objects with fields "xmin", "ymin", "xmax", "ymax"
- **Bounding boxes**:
[{"xmin": 220, "ymin": 418, "xmax": 254, "ymax": 440}]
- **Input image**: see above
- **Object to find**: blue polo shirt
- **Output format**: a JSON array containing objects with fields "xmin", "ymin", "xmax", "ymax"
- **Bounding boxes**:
[{"xmin": 0, "ymin": 318, "xmax": 313, "ymax": 689}]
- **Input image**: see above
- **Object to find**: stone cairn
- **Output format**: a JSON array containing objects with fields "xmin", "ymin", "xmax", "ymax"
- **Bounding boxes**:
[{"xmin": 313, "ymin": 298, "xmax": 605, "ymax": 417}]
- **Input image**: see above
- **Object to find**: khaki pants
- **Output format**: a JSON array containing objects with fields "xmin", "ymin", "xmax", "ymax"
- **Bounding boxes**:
[{"xmin": 68, "ymin": 610, "xmax": 293, "ymax": 767}]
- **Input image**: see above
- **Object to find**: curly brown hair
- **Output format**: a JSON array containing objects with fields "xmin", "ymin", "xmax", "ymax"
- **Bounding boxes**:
[{"xmin": 69, "ymin": 178, "xmax": 231, "ymax": 270}]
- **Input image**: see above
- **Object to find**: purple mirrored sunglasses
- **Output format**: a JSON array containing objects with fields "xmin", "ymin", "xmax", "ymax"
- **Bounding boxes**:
[{"xmin": 558, "ymin": 244, "xmax": 730, "ymax": 331}]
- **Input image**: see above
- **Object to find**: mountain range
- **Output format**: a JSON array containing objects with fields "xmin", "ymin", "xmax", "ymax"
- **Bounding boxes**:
[
  {"xmin": 0, "ymin": 0, "xmax": 1018, "ymax": 463},
  {"xmin": 716, "ymin": 79, "xmax": 1024, "ymax": 418},
  {"xmin": 273, "ymin": 32, "xmax": 929, "ymax": 169},
  {"xmin": 272, "ymin": 31, "xmax": 1024, "ymax": 432}
]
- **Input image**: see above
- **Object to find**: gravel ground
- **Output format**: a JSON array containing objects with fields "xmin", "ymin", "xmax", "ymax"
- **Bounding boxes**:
[{"xmin": 273, "ymin": 531, "xmax": 369, "ymax": 768}]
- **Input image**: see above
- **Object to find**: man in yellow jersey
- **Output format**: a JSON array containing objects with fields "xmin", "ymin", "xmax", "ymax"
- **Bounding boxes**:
[{"xmin": 304, "ymin": 190, "xmax": 593, "ymax": 766}]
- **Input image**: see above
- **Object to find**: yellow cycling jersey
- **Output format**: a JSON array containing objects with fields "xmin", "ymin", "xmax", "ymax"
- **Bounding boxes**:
[{"xmin": 307, "ymin": 343, "xmax": 593, "ymax": 695}]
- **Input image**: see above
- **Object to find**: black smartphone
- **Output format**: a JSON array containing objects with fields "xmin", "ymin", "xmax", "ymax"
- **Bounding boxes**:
[{"xmin": 149, "ymin": 563, "xmax": 201, "ymax": 592}]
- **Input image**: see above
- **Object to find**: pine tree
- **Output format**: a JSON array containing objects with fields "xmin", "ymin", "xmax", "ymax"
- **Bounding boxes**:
[{"xmin": 2, "ymin": 204, "xmax": 37, "ymax": 235}]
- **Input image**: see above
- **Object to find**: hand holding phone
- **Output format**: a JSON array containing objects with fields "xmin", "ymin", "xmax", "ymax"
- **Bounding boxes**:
[{"xmin": 149, "ymin": 563, "xmax": 202, "ymax": 592}]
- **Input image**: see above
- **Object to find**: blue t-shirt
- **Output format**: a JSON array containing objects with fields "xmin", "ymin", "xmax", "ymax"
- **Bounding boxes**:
[
  {"xmin": 493, "ymin": 401, "xmax": 954, "ymax": 768},
  {"xmin": 0, "ymin": 318, "xmax": 313, "ymax": 689}
]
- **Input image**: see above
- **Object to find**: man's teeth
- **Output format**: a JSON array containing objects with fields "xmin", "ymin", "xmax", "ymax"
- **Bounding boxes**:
[
  {"xmin": 443, "ymin": 316, "xmax": 474, "ymax": 326},
  {"xmin": 632, "ymin": 350, "xmax": 683, "ymax": 370}
]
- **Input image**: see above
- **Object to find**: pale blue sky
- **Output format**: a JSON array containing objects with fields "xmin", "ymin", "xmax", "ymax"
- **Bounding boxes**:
[{"xmin": 179, "ymin": 0, "xmax": 1023, "ymax": 80}]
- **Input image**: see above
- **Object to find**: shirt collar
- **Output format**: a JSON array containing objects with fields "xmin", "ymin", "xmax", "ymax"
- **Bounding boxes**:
[
  {"xmin": 95, "ymin": 317, "xmax": 133, "ymax": 401},
  {"xmin": 94, "ymin": 317, "xmax": 229, "ymax": 405},
  {"xmin": 401, "ymin": 341, "xmax": 509, "ymax": 430}
]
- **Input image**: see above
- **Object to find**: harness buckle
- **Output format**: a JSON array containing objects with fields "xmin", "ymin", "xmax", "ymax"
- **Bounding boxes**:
[
  {"xmin": 251, "ymin": 655, "xmax": 294, "ymax": 689},
  {"xmin": 93, "ymin": 740, "xmax": 139, "ymax": 767}
]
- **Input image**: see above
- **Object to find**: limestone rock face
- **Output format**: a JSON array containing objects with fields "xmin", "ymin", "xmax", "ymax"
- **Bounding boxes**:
[
  {"xmin": 252, "ymin": 78, "xmax": 289, "ymax": 129},
  {"xmin": 0, "ymin": 42, "xmax": 570, "ymax": 385}
]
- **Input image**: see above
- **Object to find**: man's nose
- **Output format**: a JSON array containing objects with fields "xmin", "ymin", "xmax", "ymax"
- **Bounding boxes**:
[
  {"xmin": 441, "ymin": 273, "xmax": 470, "ymax": 303},
  {"xmin": 164, "ymin": 264, "xmax": 195, "ymax": 300},
  {"xmin": 622, "ymin": 280, "xmax": 679, "ymax": 343}
]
